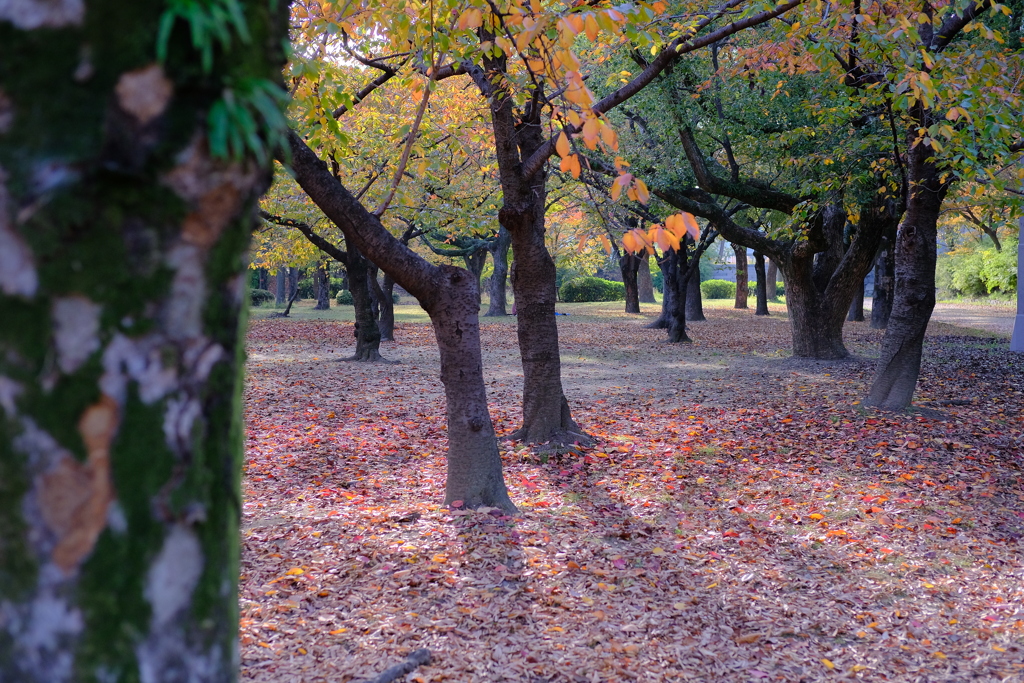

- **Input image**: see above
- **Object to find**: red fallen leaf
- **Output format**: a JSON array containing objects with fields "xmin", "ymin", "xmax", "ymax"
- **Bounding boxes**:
[{"xmin": 723, "ymin": 530, "xmax": 740, "ymax": 537}]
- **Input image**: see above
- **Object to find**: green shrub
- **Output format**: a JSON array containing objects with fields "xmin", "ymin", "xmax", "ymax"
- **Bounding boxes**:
[
  {"xmin": 392, "ymin": 291, "xmax": 400, "ymax": 304},
  {"xmin": 700, "ymin": 279, "xmax": 736, "ymax": 299},
  {"xmin": 748, "ymin": 281, "xmax": 785, "ymax": 297},
  {"xmin": 938, "ymin": 241, "xmax": 1017, "ymax": 298},
  {"xmin": 336, "ymin": 290, "xmax": 354, "ymax": 305},
  {"xmin": 297, "ymin": 278, "xmax": 314, "ymax": 299},
  {"xmin": 250, "ymin": 288, "xmax": 274, "ymax": 306},
  {"xmin": 559, "ymin": 277, "xmax": 626, "ymax": 302}
]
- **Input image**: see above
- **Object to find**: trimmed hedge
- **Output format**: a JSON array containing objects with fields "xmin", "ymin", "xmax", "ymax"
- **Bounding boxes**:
[
  {"xmin": 700, "ymin": 279, "xmax": 736, "ymax": 299},
  {"xmin": 250, "ymin": 288, "xmax": 274, "ymax": 306},
  {"xmin": 559, "ymin": 277, "xmax": 626, "ymax": 302},
  {"xmin": 749, "ymin": 281, "xmax": 785, "ymax": 297}
]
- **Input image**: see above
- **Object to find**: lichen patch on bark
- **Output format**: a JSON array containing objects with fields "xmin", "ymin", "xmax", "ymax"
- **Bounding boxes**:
[
  {"xmin": 37, "ymin": 396, "xmax": 118, "ymax": 573},
  {"xmin": 0, "ymin": 0, "xmax": 84, "ymax": 30},
  {"xmin": 114, "ymin": 64, "xmax": 173, "ymax": 125},
  {"xmin": 51, "ymin": 295, "xmax": 101, "ymax": 374},
  {"xmin": 0, "ymin": 170, "xmax": 38, "ymax": 298},
  {"xmin": 143, "ymin": 524, "xmax": 203, "ymax": 627}
]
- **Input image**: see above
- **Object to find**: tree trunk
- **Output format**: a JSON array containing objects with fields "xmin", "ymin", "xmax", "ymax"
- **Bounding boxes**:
[
  {"xmin": 379, "ymin": 273, "xmax": 396, "ymax": 341},
  {"xmin": 366, "ymin": 263, "xmax": 381, "ymax": 322},
  {"xmin": 870, "ymin": 231, "xmax": 895, "ymax": 329},
  {"xmin": 867, "ymin": 144, "xmax": 948, "ymax": 410},
  {"xmin": 275, "ymin": 266, "xmax": 286, "ymax": 304},
  {"xmin": 258, "ymin": 267, "xmax": 269, "ymax": 290},
  {"xmin": 733, "ymin": 243, "xmax": 748, "ymax": 309},
  {"xmin": 646, "ymin": 253, "xmax": 673, "ymax": 329},
  {"xmin": 286, "ymin": 130, "xmax": 515, "ymax": 511},
  {"xmin": 505, "ymin": 205, "xmax": 585, "ymax": 443},
  {"xmin": 345, "ymin": 248, "xmax": 387, "ymax": 362},
  {"xmin": 754, "ymin": 252, "xmax": 770, "ymax": 316},
  {"xmin": 619, "ymin": 251, "xmax": 641, "ymax": 314},
  {"xmin": 462, "ymin": 249, "xmax": 487, "ymax": 306},
  {"xmin": 638, "ymin": 252, "xmax": 656, "ymax": 303},
  {"xmin": 0, "ymin": 2, "xmax": 285, "ymax": 680},
  {"xmin": 314, "ymin": 260, "xmax": 331, "ymax": 310},
  {"xmin": 686, "ymin": 262, "xmax": 705, "ymax": 322},
  {"xmin": 484, "ymin": 226, "xmax": 511, "ymax": 316},
  {"xmin": 289, "ymin": 266, "xmax": 299, "ymax": 300},
  {"xmin": 782, "ymin": 261, "xmax": 850, "ymax": 358},
  {"xmin": 766, "ymin": 259, "xmax": 779, "ymax": 299},
  {"xmin": 277, "ymin": 270, "xmax": 300, "ymax": 317},
  {"xmin": 847, "ymin": 278, "xmax": 865, "ymax": 321},
  {"xmin": 663, "ymin": 249, "xmax": 691, "ymax": 342}
]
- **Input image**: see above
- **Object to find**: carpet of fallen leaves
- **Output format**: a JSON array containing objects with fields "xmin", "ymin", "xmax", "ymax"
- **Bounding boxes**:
[{"xmin": 240, "ymin": 309, "xmax": 1023, "ymax": 682}]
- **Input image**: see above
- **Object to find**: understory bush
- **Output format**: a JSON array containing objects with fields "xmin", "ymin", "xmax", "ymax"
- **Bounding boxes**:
[
  {"xmin": 336, "ymin": 290, "xmax": 354, "ymax": 305},
  {"xmin": 937, "ymin": 240, "xmax": 1018, "ymax": 298},
  {"xmin": 749, "ymin": 281, "xmax": 785, "ymax": 297},
  {"xmin": 299, "ymin": 277, "xmax": 347, "ymax": 299},
  {"xmin": 559, "ymin": 277, "xmax": 626, "ymax": 302},
  {"xmin": 250, "ymin": 288, "xmax": 274, "ymax": 306},
  {"xmin": 701, "ymin": 279, "xmax": 736, "ymax": 299}
]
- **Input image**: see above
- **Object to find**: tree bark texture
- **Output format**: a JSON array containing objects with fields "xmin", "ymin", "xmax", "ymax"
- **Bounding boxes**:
[
  {"xmin": 0, "ymin": 2, "xmax": 286, "ymax": 681},
  {"xmin": 466, "ymin": 58, "xmax": 583, "ymax": 444},
  {"xmin": 766, "ymin": 259, "xmax": 778, "ymax": 299},
  {"xmin": 871, "ymin": 232, "xmax": 895, "ymax": 329},
  {"xmin": 733, "ymin": 244, "xmax": 748, "ymax": 309},
  {"xmin": 345, "ymin": 248, "xmax": 386, "ymax": 361},
  {"xmin": 866, "ymin": 144, "xmax": 949, "ymax": 409},
  {"xmin": 847, "ymin": 278, "xmax": 865, "ymax": 322},
  {"xmin": 286, "ymin": 131, "xmax": 515, "ymax": 511},
  {"xmin": 685, "ymin": 259, "xmax": 705, "ymax": 322},
  {"xmin": 275, "ymin": 266, "xmax": 286, "ymax": 304},
  {"xmin": 646, "ymin": 255, "xmax": 673, "ymax": 330},
  {"xmin": 378, "ymin": 273, "xmax": 396, "ymax": 341},
  {"xmin": 462, "ymin": 249, "xmax": 487, "ymax": 306},
  {"xmin": 753, "ymin": 252, "xmax": 769, "ymax": 316},
  {"xmin": 638, "ymin": 252, "xmax": 656, "ymax": 303},
  {"xmin": 366, "ymin": 263, "xmax": 381, "ymax": 322},
  {"xmin": 619, "ymin": 251, "xmax": 641, "ymax": 314},
  {"xmin": 484, "ymin": 226, "xmax": 511, "ymax": 316},
  {"xmin": 314, "ymin": 261, "xmax": 331, "ymax": 310}
]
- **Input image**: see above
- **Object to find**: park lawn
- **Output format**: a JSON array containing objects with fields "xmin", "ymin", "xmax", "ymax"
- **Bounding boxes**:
[{"xmin": 238, "ymin": 306, "xmax": 1023, "ymax": 682}]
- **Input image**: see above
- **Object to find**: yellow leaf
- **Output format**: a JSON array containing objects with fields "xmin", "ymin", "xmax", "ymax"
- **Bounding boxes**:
[
  {"xmin": 850, "ymin": 665, "xmax": 867, "ymax": 672},
  {"xmin": 933, "ymin": 651, "xmax": 946, "ymax": 659},
  {"xmin": 651, "ymin": 546, "xmax": 666, "ymax": 556},
  {"xmin": 622, "ymin": 231, "xmax": 637, "ymax": 252},
  {"xmin": 945, "ymin": 107, "xmax": 960, "ymax": 121},
  {"xmin": 822, "ymin": 658, "xmax": 835, "ymax": 669},
  {"xmin": 582, "ymin": 117, "xmax": 600, "ymax": 149},
  {"xmin": 329, "ymin": 628, "xmax": 347, "ymax": 635},
  {"xmin": 576, "ymin": 233, "xmax": 588, "ymax": 254},
  {"xmin": 584, "ymin": 13, "xmax": 599, "ymax": 41},
  {"xmin": 599, "ymin": 122, "xmax": 618, "ymax": 151},
  {"xmin": 285, "ymin": 567, "xmax": 304, "ymax": 576},
  {"xmin": 600, "ymin": 234, "xmax": 612, "ymax": 254},
  {"xmin": 809, "ymin": 513, "xmax": 824, "ymax": 520},
  {"xmin": 569, "ymin": 154, "xmax": 581, "ymax": 179},
  {"xmin": 556, "ymin": 131, "xmax": 571, "ymax": 158},
  {"xmin": 458, "ymin": 8, "xmax": 482, "ymax": 30}
]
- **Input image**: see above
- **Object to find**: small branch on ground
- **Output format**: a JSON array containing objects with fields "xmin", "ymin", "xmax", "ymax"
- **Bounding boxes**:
[{"xmin": 355, "ymin": 648, "xmax": 432, "ymax": 683}]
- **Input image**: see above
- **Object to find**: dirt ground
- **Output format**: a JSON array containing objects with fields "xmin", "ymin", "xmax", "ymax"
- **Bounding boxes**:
[{"xmin": 239, "ymin": 305, "xmax": 1023, "ymax": 682}]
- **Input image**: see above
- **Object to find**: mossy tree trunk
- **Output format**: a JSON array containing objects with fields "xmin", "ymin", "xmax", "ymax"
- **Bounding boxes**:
[{"xmin": 0, "ymin": 2, "xmax": 285, "ymax": 682}]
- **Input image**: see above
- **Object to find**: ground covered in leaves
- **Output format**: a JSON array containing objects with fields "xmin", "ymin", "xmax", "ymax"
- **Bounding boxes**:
[{"xmin": 239, "ymin": 306, "xmax": 1023, "ymax": 682}]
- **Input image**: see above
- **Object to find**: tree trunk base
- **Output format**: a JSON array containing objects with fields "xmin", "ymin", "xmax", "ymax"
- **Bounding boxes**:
[
  {"xmin": 645, "ymin": 318, "xmax": 668, "ymax": 329},
  {"xmin": 337, "ymin": 350, "xmax": 398, "ymax": 363},
  {"xmin": 507, "ymin": 426, "xmax": 593, "ymax": 447}
]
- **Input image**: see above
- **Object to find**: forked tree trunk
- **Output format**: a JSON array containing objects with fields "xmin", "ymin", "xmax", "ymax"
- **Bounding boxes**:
[
  {"xmin": 286, "ymin": 131, "xmax": 515, "ymax": 511},
  {"xmin": 366, "ymin": 263, "xmax": 381, "ymax": 321},
  {"xmin": 314, "ymin": 261, "xmax": 331, "ymax": 310},
  {"xmin": 783, "ymin": 263, "xmax": 851, "ymax": 358},
  {"xmin": 345, "ymin": 248, "xmax": 386, "ymax": 361},
  {"xmin": 463, "ymin": 249, "xmax": 487, "ymax": 306},
  {"xmin": 619, "ymin": 251, "xmax": 641, "ymax": 314},
  {"xmin": 638, "ymin": 252, "xmax": 656, "ymax": 303},
  {"xmin": 847, "ymin": 278, "xmax": 865, "ymax": 321},
  {"xmin": 484, "ymin": 226, "xmax": 511, "ymax": 316},
  {"xmin": 753, "ymin": 252, "xmax": 770, "ymax": 316},
  {"xmin": 0, "ymin": 2, "xmax": 284, "ymax": 680},
  {"xmin": 867, "ymin": 145, "xmax": 948, "ymax": 409},
  {"xmin": 733, "ymin": 243, "xmax": 749, "ymax": 309},
  {"xmin": 871, "ymin": 232, "xmax": 895, "ymax": 329}
]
